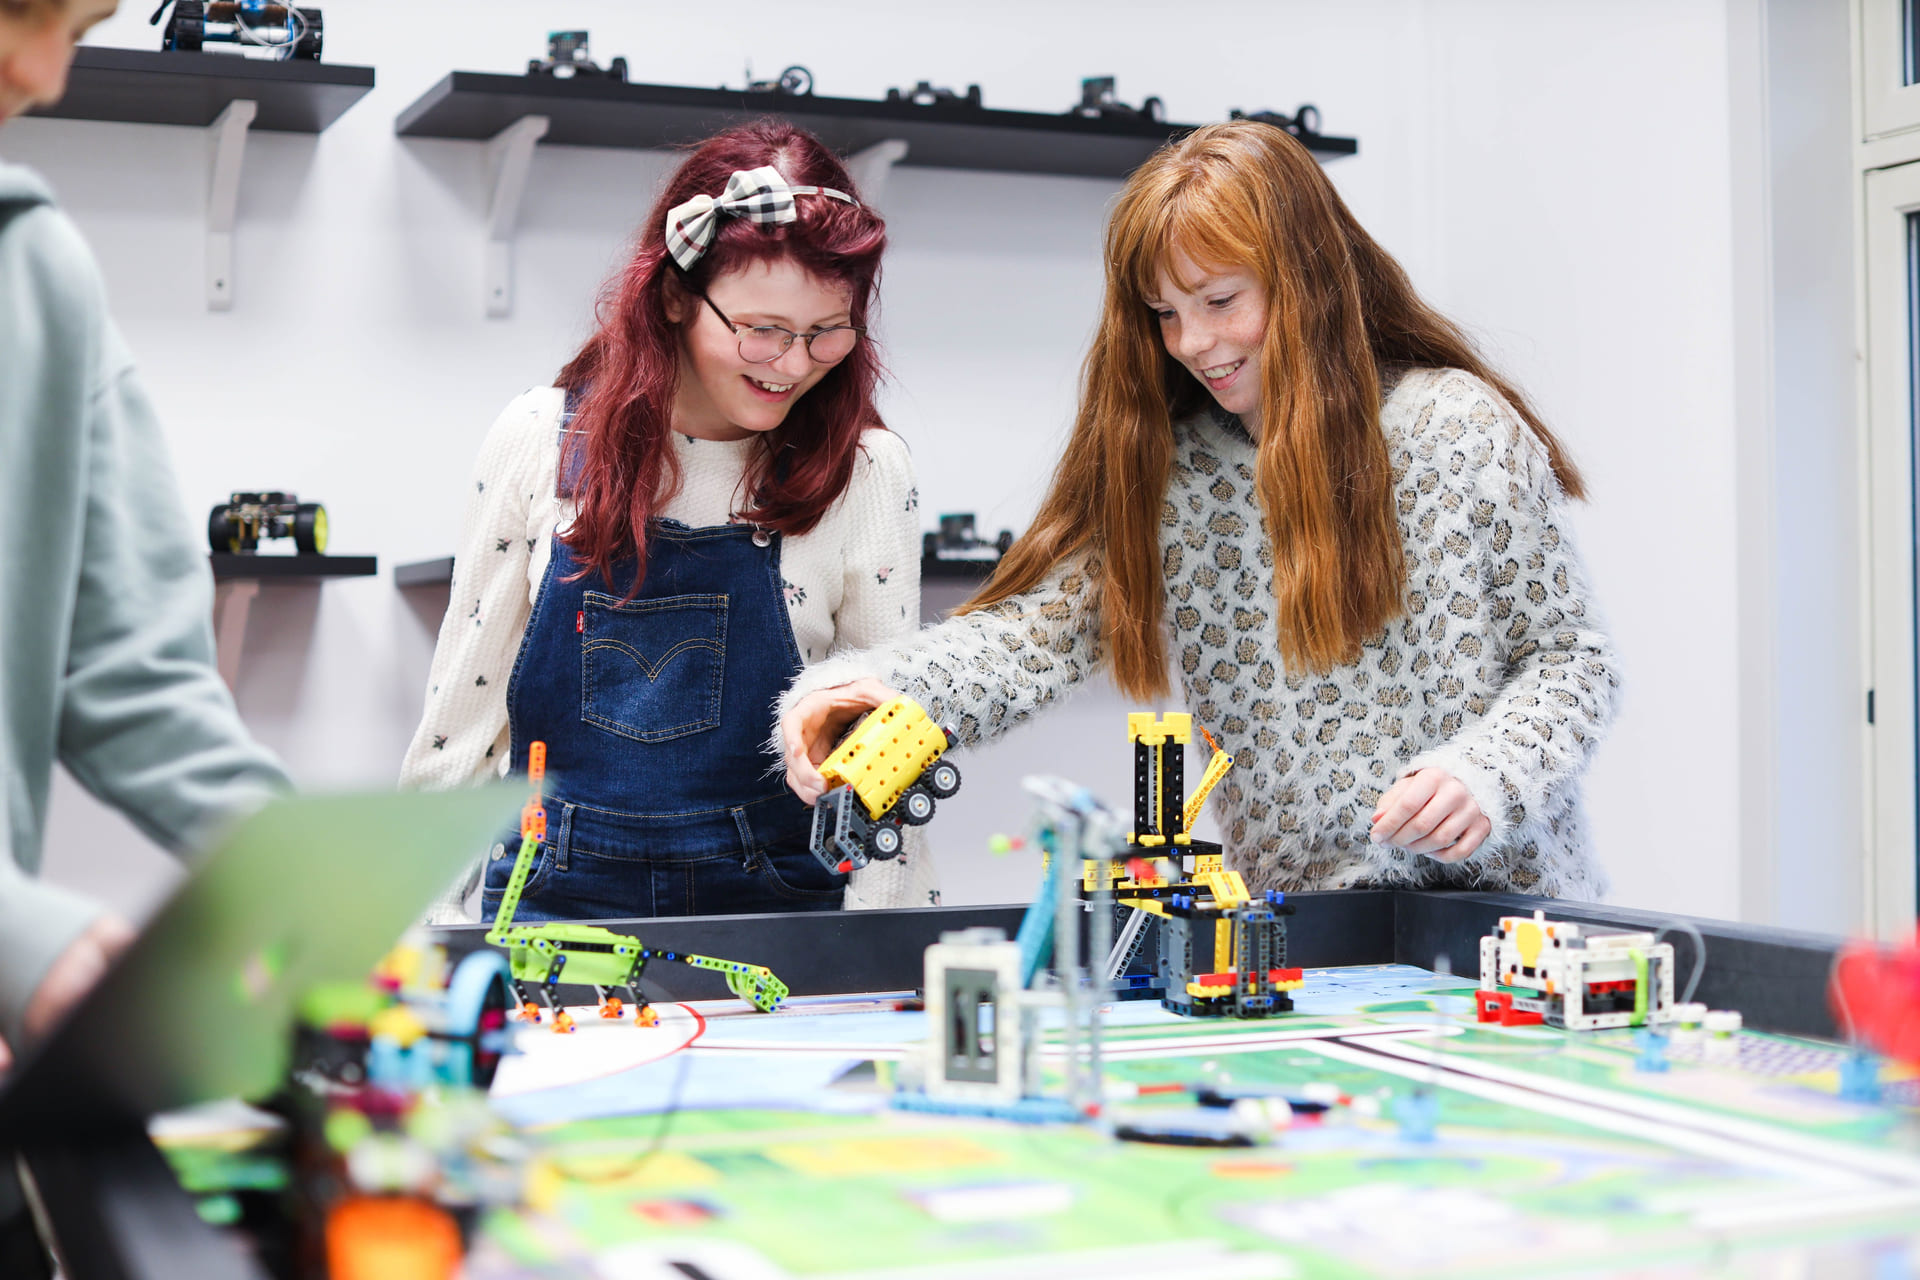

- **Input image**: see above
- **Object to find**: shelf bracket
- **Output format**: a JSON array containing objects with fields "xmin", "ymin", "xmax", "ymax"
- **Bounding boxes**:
[
  {"xmin": 206, "ymin": 98, "xmax": 256, "ymax": 312},
  {"xmin": 212, "ymin": 578, "xmax": 259, "ymax": 690},
  {"xmin": 483, "ymin": 114, "xmax": 550, "ymax": 318},
  {"xmin": 845, "ymin": 138, "xmax": 908, "ymax": 209}
]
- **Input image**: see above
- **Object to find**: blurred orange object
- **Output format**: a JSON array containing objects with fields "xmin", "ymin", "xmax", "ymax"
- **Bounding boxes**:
[
  {"xmin": 326, "ymin": 1195, "xmax": 460, "ymax": 1280},
  {"xmin": 1830, "ymin": 931, "xmax": 1920, "ymax": 1063}
]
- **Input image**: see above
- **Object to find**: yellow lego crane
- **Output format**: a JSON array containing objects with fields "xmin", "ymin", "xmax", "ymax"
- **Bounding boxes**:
[{"xmin": 1093, "ymin": 713, "xmax": 1302, "ymax": 1017}]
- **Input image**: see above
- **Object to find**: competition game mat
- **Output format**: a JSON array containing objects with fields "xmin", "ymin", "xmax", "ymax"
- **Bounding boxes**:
[{"xmin": 165, "ymin": 965, "xmax": 1920, "ymax": 1279}]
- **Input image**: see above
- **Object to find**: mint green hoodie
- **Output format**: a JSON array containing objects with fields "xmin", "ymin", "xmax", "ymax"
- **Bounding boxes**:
[{"xmin": 0, "ymin": 160, "xmax": 290, "ymax": 1043}]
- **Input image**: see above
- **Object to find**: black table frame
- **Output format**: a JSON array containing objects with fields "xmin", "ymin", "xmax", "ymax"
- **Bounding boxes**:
[{"xmin": 3, "ymin": 890, "xmax": 1856, "ymax": 1278}]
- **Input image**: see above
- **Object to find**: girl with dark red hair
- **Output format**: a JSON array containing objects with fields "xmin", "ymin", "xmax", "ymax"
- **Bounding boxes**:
[{"xmin": 403, "ymin": 120, "xmax": 934, "ymax": 921}]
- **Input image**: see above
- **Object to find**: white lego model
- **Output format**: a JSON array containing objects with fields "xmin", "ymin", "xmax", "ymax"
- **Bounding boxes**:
[
  {"xmin": 1477, "ymin": 910, "xmax": 1675, "ymax": 1031},
  {"xmin": 921, "ymin": 926, "xmax": 1035, "ymax": 1105}
]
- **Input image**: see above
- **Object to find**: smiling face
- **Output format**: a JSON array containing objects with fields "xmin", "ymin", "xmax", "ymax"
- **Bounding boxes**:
[
  {"xmin": 0, "ymin": 0, "xmax": 117, "ymax": 125},
  {"xmin": 1146, "ymin": 246, "xmax": 1270, "ymax": 436},
  {"xmin": 665, "ymin": 256, "xmax": 854, "ymax": 442}
]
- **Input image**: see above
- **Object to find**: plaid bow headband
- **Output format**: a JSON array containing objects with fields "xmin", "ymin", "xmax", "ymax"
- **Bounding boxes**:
[{"xmin": 664, "ymin": 166, "xmax": 857, "ymax": 273}]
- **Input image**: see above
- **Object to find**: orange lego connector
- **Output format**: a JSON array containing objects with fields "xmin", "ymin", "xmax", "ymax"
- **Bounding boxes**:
[{"xmin": 521, "ymin": 741, "xmax": 548, "ymax": 843}]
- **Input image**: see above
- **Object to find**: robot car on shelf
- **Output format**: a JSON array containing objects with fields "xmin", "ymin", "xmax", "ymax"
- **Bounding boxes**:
[
  {"xmin": 1229, "ymin": 105, "xmax": 1327, "ymax": 140},
  {"xmin": 923, "ymin": 512, "xmax": 1015, "ymax": 565},
  {"xmin": 209, "ymin": 491, "xmax": 328, "ymax": 555},
  {"xmin": 886, "ymin": 81, "xmax": 984, "ymax": 109},
  {"xmin": 526, "ymin": 31, "xmax": 627, "ymax": 81},
  {"xmin": 1069, "ymin": 76, "xmax": 1165, "ymax": 123},
  {"xmin": 153, "ymin": 1, "xmax": 323, "ymax": 61},
  {"xmin": 743, "ymin": 64, "xmax": 813, "ymax": 95}
]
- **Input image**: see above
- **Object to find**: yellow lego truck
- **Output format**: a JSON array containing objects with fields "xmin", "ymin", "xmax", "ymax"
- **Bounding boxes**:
[{"xmin": 808, "ymin": 696, "xmax": 961, "ymax": 872}]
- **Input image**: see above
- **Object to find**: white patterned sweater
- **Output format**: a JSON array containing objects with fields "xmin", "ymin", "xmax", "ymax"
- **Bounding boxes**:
[
  {"xmin": 400, "ymin": 387, "xmax": 941, "ymax": 911},
  {"xmin": 783, "ymin": 369, "xmax": 1619, "ymax": 899}
]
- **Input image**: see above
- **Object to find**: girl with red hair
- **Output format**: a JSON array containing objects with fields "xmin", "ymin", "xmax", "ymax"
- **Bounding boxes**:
[
  {"xmin": 781, "ymin": 121, "xmax": 1618, "ymax": 902},
  {"xmin": 404, "ymin": 120, "xmax": 933, "ymax": 921}
]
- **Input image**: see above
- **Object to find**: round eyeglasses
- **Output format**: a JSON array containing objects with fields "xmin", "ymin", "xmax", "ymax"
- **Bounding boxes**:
[{"xmin": 699, "ymin": 292, "xmax": 864, "ymax": 365}]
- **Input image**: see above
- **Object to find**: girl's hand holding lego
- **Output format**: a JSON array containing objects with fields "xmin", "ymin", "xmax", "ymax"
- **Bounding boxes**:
[
  {"xmin": 783, "ymin": 678, "xmax": 902, "ymax": 805},
  {"xmin": 1370, "ymin": 768, "xmax": 1490, "ymax": 863}
]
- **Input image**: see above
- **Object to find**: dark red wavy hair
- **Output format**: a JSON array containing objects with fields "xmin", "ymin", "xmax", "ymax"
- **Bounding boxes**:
[{"xmin": 556, "ymin": 119, "xmax": 888, "ymax": 591}]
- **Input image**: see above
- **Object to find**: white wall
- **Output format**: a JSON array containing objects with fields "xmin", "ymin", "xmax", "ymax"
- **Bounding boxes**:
[{"xmin": 10, "ymin": 0, "xmax": 1815, "ymax": 926}]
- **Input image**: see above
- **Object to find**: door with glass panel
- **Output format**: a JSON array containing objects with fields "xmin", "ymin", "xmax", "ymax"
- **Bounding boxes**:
[{"xmin": 1865, "ymin": 158, "xmax": 1920, "ymax": 940}]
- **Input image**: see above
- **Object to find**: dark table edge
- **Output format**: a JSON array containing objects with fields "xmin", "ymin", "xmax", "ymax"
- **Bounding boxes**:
[
  {"xmin": 17, "ymin": 1129, "xmax": 268, "ymax": 1280},
  {"xmin": 431, "ymin": 890, "xmax": 1848, "ymax": 1040},
  {"xmin": 10, "ymin": 891, "xmax": 1852, "ymax": 1279}
]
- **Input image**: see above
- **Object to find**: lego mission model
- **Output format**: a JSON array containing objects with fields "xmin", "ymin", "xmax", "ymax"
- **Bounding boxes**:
[
  {"xmin": 1477, "ymin": 911, "xmax": 1676, "ymax": 1031},
  {"xmin": 1098, "ymin": 713, "xmax": 1303, "ymax": 1017},
  {"xmin": 488, "ymin": 743, "xmax": 788, "ymax": 1033}
]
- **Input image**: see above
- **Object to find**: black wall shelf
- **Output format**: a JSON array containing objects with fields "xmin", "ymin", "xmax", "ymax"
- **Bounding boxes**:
[
  {"xmin": 395, "ymin": 73, "xmax": 1357, "ymax": 178},
  {"xmin": 394, "ymin": 556, "xmax": 454, "ymax": 588},
  {"xmin": 211, "ymin": 554, "xmax": 377, "ymax": 580},
  {"xmin": 28, "ymin": 47, "xmax": 373, "ymax": 132}
]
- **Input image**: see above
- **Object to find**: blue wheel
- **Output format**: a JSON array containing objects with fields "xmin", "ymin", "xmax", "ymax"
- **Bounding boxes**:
[{"xmin": 443, "ymin": 950, "xmax": 514, "ymax": 1087}]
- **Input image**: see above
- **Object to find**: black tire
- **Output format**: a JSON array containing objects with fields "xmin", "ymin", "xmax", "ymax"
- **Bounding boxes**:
[
  {"xmin": 292, "ymin": 7, "xmax": 322, "ymax": 60},
  {"xmin": 609, "ymin": 56, "xmax": 628, "ymax": 82},
  {"xmin": 899, "ymin": 787, "xmax": 935, "ymax": 826},
  {"xmin": 924, "ymin": 760, "xmax": 961, "ymax": 800},
  {"xmin": 208, "ymin": 504, "xmax": 235, "ymax": 554},
  {"xmin": 292, "ymin": 503, "xmax": 328, "ymax": 555},
  {"xmin": 165, "ymin": 0, "xmax": 204, "ymax": 52},
  {"xmin": 994, "ymin": 529, "xmax": 1014, "ymax": 556},
  {"xmin": 870, "ymin": 821, "xmax": 903, "ymax": 859},
  {"xmin": 469, "ymin": 967, "xmax": 512, "ymax": 1087}
]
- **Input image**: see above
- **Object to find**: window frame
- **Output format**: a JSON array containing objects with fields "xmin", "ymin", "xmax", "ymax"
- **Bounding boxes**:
[{"xmin": 1862, "ymin": 157, "xmax": 1920, "ymax": 940}]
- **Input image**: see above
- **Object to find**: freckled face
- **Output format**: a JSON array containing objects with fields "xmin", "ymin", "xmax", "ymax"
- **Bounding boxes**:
[
  {"xmin": 0, "ymin": 0, "xmax": 119, "ymax": 125},
  {"xmin": 666, "ymin": 257, "xmax": 854, "ymax": 443},
  {"xmin": 1146, "ymin": 247, "xmax": 1269, "ymax": 434}
]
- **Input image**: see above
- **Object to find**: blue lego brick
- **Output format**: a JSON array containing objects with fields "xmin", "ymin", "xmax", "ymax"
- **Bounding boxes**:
[{"xmin": 890, "ymin": 1093, "xmax": 1084, "ymax": 1124}]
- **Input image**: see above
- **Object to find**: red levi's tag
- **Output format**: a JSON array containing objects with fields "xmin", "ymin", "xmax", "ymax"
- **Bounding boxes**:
[{"xmin": 576, "ymin": 611, "xmax": 585, "ymax": 633}]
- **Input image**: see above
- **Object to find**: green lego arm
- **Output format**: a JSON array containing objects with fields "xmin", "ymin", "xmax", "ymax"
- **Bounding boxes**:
[
  {"xmin": 641, "ymin": 948, "xmax": 789, "ymax": 1012},
  {"xmin": 484, "ymin": 833, "xmax": 541, "ymax": 946}
]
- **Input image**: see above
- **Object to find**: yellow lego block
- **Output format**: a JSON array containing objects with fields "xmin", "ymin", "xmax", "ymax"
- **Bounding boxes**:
[
  {"xmin": 1187, "ymin": 980, "xmax": 1235, "ymax": 998},
  {"xmin": 1215, "ymin": 918, "xmax": 1233, "ymax": 974},
  {"xmin": 1196, "ymin": 869, "xmax": 1251, "ymax": 909},
  {"xmin": 1513, "ymin": 918, "xmax": 1545, "ymax": 969},
  {"xmin": 1127, "ymin": 711, "xmax": 1192, "ymax": 747},
  {"xmin": 368, "ymin": 1006, "xmax": 428, "ymax": 1048},
  {"xmin": 817, "ymin": 696, "xmax": 950, "ymax": 820}
]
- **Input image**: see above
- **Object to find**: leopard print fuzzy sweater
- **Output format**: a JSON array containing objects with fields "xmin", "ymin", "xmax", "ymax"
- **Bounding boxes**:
[{"xmin": 781, "ymin": 368, "xmax": 1619, "ymax": 899}]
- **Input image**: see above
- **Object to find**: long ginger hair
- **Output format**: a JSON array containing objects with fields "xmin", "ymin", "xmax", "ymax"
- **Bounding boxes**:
[
  {"xmin": 556, "ymin": 120, "xmax": 887, "ymax": 592},
  {"xmin": 967, "ymin": 121, "xmax": 1584, "ymax": 698}
]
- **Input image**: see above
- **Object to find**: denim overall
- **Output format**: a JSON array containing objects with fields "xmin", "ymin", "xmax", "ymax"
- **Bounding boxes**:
[{"xmin": 481, "ymin": 440, "xmax": 846, "ymax": 922}]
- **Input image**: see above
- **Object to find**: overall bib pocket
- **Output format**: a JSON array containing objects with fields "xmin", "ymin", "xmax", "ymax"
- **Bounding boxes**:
[{"xmin": 580, "ymin": 591, "xmax": 728, "ymax": 743}]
